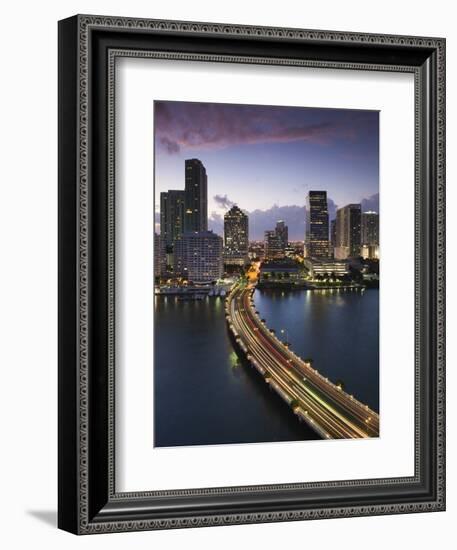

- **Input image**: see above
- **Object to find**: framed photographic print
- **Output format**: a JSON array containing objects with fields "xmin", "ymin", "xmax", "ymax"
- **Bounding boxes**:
[{"xmin": 58, "ymin": 14, "xmax": 446, "ymax": 534}]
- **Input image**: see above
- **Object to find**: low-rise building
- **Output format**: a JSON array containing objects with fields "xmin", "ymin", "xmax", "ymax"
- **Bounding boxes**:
[
  {"xmin": 305, "ymin": 258, "xmax": 348, "ymax": 279},
  {"xmin": 260, "ymin": 259, "xmax": 301, "ymax": 280}
]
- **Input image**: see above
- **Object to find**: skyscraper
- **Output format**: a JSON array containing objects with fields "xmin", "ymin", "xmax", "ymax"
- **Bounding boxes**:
[
  {"xmin": 305, "ymin": 191, "xmax": 329, "ymax": 258},
  {"xmin": 361, "ymin": 211, "xmax": 379, "ymax": 259},
  {"xmin": 330, "ymin": 218, "xmax": 337, "ymax": 252},
  {"xmin": 335, "ymin": 204, "xmax": 362, "ymax": 259},
  {"xmin": 174, "ymin": 231, "xmax": 223, "ymax": 282},
  {"xmin": 154, "ymin": 232, "xmax": 166, "ymax": 277},
  {"xmin": 264, "ymin": 230, "xmax": 284, "ymax": 259},
  {"xmin": 275, "ymin": 220, "xmax": 288, "ymax": 252},
  {"xmin": 184, "ymin": 159, "xmax": 208, "ymax": 232},
  {"xmin": 361, "ymin": 211, "xmax": 379, "ymax": 246},
  {"xmin": 223, "ymin": 205, "xmax": 249, "ymax": 266},
  {"xmin": 160, "ymin": 190, "xmax": 185, "ymax": 246}
]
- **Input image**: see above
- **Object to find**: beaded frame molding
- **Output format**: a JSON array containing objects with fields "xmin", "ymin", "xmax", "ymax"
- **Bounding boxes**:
[{"xmin": 58, "ymin": 14, "xmax": 445, "ymax": 534}]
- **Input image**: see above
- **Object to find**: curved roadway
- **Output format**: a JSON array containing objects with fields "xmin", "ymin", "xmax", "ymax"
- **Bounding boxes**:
[{"xmin": 226, "ymin": 282, "xmax": 380, "ymax": 440}]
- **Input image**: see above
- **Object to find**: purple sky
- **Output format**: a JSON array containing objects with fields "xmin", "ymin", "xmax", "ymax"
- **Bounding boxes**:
[{"xmin": 154, "ymin": 100, "xmax": 379, "ymax": 239}]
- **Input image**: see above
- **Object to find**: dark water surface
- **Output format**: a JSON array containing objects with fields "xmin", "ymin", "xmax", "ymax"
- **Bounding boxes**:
[
  {"xmin": 254, "ymin": 289, "xmax": 379, "ymax": 411},
  {"xmin": 154, "ymin": 289, "xmax": 379, "ymax": 447}
]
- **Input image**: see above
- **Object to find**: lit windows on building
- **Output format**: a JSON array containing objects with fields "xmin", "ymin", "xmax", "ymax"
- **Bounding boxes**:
[
  {"xmin": 184, "ymin": 159, "xmax": 208, "ymax": 233},
  {"xmin": 335, "ymin": 203, "xmax": 362, "ymax": 259},
  {"xmin": 304, "ymin": 258, "xmax": 348, "ymax": 279},
  {"xmin": 160, "ymin": 190, "xmax": 185, "ymax": 246},
  {"xmin": 305, "ymin": 191, "xmax": 330, "ymax": 258},
  {"xmin": 275, "ymin": 220, "xmax": 288, "ymax": 251},
  {"xmin": 223, "ymin": 205, "xmax": 249, "ymax": 266},
  {"xmin": 174, "ymin": 231, "xmax": 223, "ymax": 283},
  {"xmin": 361, "ymin": 211, "xmax": 379, "ymax": 258},
  {"xmin": 264, "ymin": 230, "xmax": 284, "ymax": 259}
]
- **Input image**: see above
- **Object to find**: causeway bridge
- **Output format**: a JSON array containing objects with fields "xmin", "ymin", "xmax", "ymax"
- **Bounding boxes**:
[{"xmin": 226, "ymin": 282, "xmax": 380, "ymax": 439}]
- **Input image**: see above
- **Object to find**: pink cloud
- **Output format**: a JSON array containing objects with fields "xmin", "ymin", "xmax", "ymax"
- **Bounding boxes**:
[{"xmin": 154, "ymin": 101, "xmax": 354, "ymax": 154}]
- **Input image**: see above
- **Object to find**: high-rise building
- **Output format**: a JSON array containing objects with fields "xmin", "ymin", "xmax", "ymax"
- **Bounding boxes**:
[
  {"xmin": 335, "ymin": 204, "xmax": 362, "ymax": 259},
  {"xmin": 361, "ymin": 211, "xmax": 379, "ymax": 259},
  {"xmin": 174, "ymin": 231, "xmax": 223, "ymax": 283},
  {"xmin": 264, "ymin": 230, "xmax": 284, "ymax": 259},
  {"xmin": 361, "ymin": 211, "xmax": 379, "ymax": 246},
  {"xmin": 223, "ymin": 205, "xmax": 249, "ymax": 266},
  {"xmin": 154, "ymin": 233, "xmax": 166, "ymax": 277},
  {"xmin": 330, "ymin": 219, "xmax": 337, "ymax": 251},
  {"xmin": 184, "ymin": 159, "xmax": 208, "ymax": 233},
  {"xmin": 160, "ymin": 190, "xmax": 185, "ymax": 246},
  {"xmin": 305, "ymin": 191, "xmax": 330, "ymax": 258},
  {"xmin": 275, "ymin": 220, "xmax": 288, "ymax": 252}
]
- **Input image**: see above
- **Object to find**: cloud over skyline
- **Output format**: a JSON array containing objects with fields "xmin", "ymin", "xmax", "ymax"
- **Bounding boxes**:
[
  {"xmin": 154, "ymin": 100, "xmax": 379, "ymax": 217},
  {"xmin": 361, "ymin": 193, "xmax": 379, "ymax": 213},
  {"xmin": 155, "ymin": 193, "xmax": 375, "ymax": 240},
  {"xmin": 213, "ymin": 194, "xmax": 236, "ymax": 210},
  {"xmin": 155, "ymin": 101, "xmax": 364, "ymax": 155}
]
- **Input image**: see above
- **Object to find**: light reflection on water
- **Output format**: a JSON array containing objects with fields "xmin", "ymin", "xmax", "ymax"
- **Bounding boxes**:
[
  {"xmin": 153, "ymin": 289, "xmax": 379, "ymax": 448},
  {"xmin": 154, "ymin": 294, "xmax": 319, "ymax": 447}
]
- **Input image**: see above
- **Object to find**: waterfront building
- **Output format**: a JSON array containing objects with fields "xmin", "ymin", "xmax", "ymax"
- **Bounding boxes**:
[
  {"xmin": 335, "ymin": 203, "xmax": 362, "ymax": 259},
  {"xmin": 305, "ymin": 258, "xmax": 348, "ymax": 279},
  {"xmin": 160, "ymin": 190, "xmax": 185, "ymax": 246},
  {"xmin": 264, "ymin": 230, "xmax": 284, "ymax": 259},
  {"xmin": 275, "ymin": 220, "xmax": 289, "ymax": 251},
  {"xmin": 305, "ymin": 191, "xmax": 330, "ymax": 258},
  {"xmin": 174, "ymin": 231, "xmax": 223, "ymax": 283},
  {"xmin": 223, "ymin": 205, "xmax": 249, "ymax": 266},
  {"xmin": 260, "ymin": 259, "xmax": 301, "ymax": 281},
  {"xmin": 184, "ymin": 159, "xmax": 208, "ymax": 233}
]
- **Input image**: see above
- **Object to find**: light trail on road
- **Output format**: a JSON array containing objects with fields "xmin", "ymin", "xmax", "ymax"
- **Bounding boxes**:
[{"xmin": 226, "ymin": 283, "xmax": 380, "ymax": 440}]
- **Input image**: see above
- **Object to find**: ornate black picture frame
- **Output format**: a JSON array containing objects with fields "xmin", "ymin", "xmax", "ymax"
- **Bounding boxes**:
[{"xmin": 58, "ymin": 14, "xmax": 446, "ymax": 534}]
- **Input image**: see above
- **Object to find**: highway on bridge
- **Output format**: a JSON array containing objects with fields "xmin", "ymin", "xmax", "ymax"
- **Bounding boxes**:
[{"xmin": 226, "ymin": 282, "xmax": 380, "ymax": 440}]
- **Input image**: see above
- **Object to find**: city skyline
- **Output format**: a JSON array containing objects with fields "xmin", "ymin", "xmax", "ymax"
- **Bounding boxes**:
[
  {"xmin": 154, "ymin": 101, "xmax": 380, "ymax": 447},
  {"xmin": 156, "ymin": 158, "xmax": 379, "ymax": 242},
  {"xmin": 154, "ymin": 100, "xmax": 379, "ymax": 239},
  {"xmin": 156, "ymin": 158, "xmax": 379, "ymax": 243},
  {"xmin": 156, "ymin": 154, "xmax": 379, "ymax": 280}
]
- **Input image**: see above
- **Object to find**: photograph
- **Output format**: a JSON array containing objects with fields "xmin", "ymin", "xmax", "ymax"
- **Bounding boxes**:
[
  {"xmin": 153, "ymin": 100, "xmax": 380, "ymax": 447},
  {"xmin": 53, "ymin": 8, "xmax": 445, "ymax": 537}
]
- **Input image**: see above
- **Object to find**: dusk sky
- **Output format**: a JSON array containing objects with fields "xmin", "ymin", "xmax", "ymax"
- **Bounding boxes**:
[{"xmin": 154, "ymin": 101, "xmax": 379, "ymax": 240}]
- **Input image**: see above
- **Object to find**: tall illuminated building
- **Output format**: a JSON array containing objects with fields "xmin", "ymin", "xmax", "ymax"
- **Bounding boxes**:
[
  {"xmin": 330, "ymin": 219, "xmax": 337, "ymax": 251},
  {"xmin": 160, "ymin": 190, "xmax": 185, "ymax": 246},
  {"xmin": 264, "ymin": 230, "xmax": 284, "ymax": 259},
  {"xmin": 335, "ymin": 204, "xmax": 362, "ymax": 259},
  {"xmin": 305, "ymin": 191, "xmax": 329, "ymax": 258},
  {"xmin": 184, "ymin": 159, "xmax": 208, "ymax": 232},
  {"xmin": 361, "ymin": 211, "xmax": 379, "ymax": 259},
  {"xmin": 154, "ymin": 233, "xmax": 166, "ymax": 277},
  {"xmin": 223, "ymin": 205, "xmax": 249, "ymax": 266},
  {"xmin": 361, "ymin": 211, "xmax": 379, "ymax": 246},
  {"xmin": 275, "ymin": 220, "xmax": 288, "ymax": 252}
]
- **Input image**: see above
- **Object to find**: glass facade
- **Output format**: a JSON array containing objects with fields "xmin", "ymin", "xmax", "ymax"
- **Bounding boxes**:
[{"xmin": 305, "ymin": 191, "xmax": 330, "ymax": 258}]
